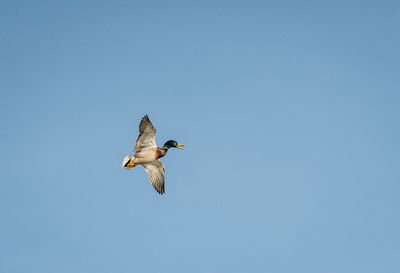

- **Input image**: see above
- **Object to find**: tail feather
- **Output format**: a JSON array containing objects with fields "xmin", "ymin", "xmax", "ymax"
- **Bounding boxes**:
[{"xmin": 122, "ymin": 155, "xmax": 133, "ymax": 168}]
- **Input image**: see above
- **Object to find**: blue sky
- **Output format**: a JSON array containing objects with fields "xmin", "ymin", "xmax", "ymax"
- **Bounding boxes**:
[{"xmin": 1, "ymin": 1, "xmax": 399, "ymax": 272}]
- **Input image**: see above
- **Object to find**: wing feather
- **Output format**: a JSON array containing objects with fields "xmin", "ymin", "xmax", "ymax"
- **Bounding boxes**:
[
  {"xmin": 142, "ymin": 160, "xmax": 165, "ymax": 194},
  {"xmin": 134, "ymin": 115, "xmax": 157, "ymax": 152}
]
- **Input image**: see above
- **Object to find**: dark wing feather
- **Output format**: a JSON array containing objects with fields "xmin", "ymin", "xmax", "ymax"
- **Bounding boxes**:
[{"xmin": 134, "ymin": 115, "xmax": 157, "ymax": 152}]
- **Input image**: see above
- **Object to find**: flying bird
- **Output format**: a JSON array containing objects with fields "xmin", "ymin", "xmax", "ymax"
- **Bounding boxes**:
[{"xmin": 122, "ymin": 115, "xmax": 184, "ymax": 194}]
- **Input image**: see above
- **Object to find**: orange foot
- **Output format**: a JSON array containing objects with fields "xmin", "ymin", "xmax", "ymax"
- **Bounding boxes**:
[
  {"xmin": 127, "ymin": 158, "xmax": 137, "ymax": 169},
  {"xmin": 127, "ymin": 158, "xmax": 137, "ymax": 166}
]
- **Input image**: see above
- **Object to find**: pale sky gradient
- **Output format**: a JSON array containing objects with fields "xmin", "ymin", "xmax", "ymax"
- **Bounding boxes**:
[{"xmin": 1, "ymin": 1, "xmax": 400, "ymax": 272}]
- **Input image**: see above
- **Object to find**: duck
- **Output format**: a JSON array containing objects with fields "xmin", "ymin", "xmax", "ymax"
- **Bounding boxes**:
[{"xmin": 122, "ymin": 115, "xmax": 184, "ymax": 194}]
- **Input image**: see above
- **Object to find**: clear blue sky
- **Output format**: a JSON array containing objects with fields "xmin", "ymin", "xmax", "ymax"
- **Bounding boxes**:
[{"xmin": 1, "ymin": 1, "xmax": 399, "ymax": 272}]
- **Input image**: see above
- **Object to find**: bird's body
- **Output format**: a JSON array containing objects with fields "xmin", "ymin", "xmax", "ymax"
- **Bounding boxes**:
[
  {"xmin": 134, "ymin": 147, "xmax": 167, "ymax": 164},
  {"xmin": 122, "ymin": 115, "xmax": 184, "ymax": 194}
]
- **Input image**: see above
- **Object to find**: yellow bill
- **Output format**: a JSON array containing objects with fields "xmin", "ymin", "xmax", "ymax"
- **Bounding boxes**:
[{"xmin": 177, "ymin": 143, "xmax": 185, "ymax": 150}]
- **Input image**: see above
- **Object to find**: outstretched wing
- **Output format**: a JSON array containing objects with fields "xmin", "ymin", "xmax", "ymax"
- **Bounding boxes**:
[
  {"xmin": 134, "ymin": 115, "xmax": 157, "ymax": 153},
  {"xmin": 142, "ymin": 160, "xmax": 165, "ymax": 194}
]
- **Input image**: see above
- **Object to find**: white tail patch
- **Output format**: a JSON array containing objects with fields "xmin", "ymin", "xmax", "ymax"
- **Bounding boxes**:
[{"xmin": 122, "ymin": 155, "xmax": 132, "ymax": 168}]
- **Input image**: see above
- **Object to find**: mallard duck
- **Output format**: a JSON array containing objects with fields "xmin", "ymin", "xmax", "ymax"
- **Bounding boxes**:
[{"xmin": 122, "ymin": 115, "xmax": 184, "ymax": 194}]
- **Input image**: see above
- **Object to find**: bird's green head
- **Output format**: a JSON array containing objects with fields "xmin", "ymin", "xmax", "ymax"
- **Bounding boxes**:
[{"xmin": 163, "ymin": 140, "xmax": 184, "ymax": 150}]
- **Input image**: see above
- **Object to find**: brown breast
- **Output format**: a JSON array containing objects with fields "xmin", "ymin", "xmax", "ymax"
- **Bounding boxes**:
[{"xmin": 156, "ymin": 147, "xmax": 168, "ymax": 159}]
